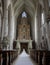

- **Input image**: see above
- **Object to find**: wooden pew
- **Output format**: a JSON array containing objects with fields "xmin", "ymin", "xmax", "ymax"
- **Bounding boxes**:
[
  {"xmin": 42, "ymin": 51, "xmax": 50, "ymax": 65},
  {"xmin": 30, "ymin": 49, "xmax": 43, "ymax": 65},
  {"xmin": 30, "ymin": 49, "xmax": 50, "ymax": 65},
  {"xmin": 0, "ymin": 50, "xmax": 2, "ymax": 65},
  {"xmin": 0, "ymin": 50, "xmax": 19, "ymax": 65},
  {"xmin": 30, "ymin": 49, "xmax": 38, "ymax": 63}
]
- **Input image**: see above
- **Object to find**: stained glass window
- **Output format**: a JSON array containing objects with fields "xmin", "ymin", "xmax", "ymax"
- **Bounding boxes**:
[{"xmin": 22, "ymin": 11, "xmax": 27, "ymax": 18}]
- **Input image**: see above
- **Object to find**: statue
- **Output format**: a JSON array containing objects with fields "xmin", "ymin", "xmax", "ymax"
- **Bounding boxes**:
[
  {"xmin": 41, "ymin": 36, "xmax": 48, "ymax": 50},
  {"xmin": 2, "ymin": 37, "xmax": 9, "ymax": 50}
]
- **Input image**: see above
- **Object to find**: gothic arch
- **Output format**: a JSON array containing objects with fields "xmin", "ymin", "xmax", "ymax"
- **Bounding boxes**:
[
  {"xmin": 14, "ymin": 4, "xmax": 35, "ymax": 19},
  {"xmin": 15, "ymin": 7, "xmax": 34, "ymax": 40}
]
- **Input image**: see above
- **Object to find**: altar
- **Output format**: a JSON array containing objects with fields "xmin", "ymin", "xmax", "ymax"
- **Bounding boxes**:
[
  {"xmin": 15, "ymin": 14, "xmax": 33, "ymax": 53},
  {"xmin": 15, "ymin": 40, "xmax": 33, "ymax": 50}
]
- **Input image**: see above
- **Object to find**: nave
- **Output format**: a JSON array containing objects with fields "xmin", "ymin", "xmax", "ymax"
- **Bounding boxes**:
[
  {"xmin": 12, "ymin": 49, "xmax": 37, "ymax": 65},
  {"xmin": 0, "ymin": 49, "xmax": 50, "ymax": 65},
  {"xmin": 0, "ymin": 0, "xmax": 50, "ymax": 65}
]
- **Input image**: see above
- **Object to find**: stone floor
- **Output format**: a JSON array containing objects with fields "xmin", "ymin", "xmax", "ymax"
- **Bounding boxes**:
[{"xmin": 12, "ymin": 49, "xmax": 37, "ymax": 65}]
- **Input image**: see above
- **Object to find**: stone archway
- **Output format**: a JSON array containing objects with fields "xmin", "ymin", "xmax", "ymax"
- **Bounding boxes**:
[
  {"xmin": 14, "ymin": 0, "xmax": 36, "ymax": 41},
  {"xmin": 13, "ymin": 0, "xmax": 36, "ymax": 52}
]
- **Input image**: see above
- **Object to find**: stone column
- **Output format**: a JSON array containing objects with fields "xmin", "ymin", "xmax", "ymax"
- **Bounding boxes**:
[
  {"xmin": 3, "ymin": 0, "xmax": 8, "ymax": 37},
  {"xmin": 43, "ymin": 0, "xmax": 49, "ymax": 15},
  {"xmin": 1, "ymin": 0, "xmax": 9, "ymax": 49},
  {"xmin": 0, "ymin": 9, "xmax": 2, "ymax": 49},
  {"xmin": 43, "ymin": 0, "xmax": 49, "ymax": 49},
  {"xmin": 0, "ymin": 12, "xmax": 1, "ymax": 38},
  {"xmin": 0, "ymin": 0, "xmax": 2, "ymax": 39},
  {"xmin": 31, "ymin": 17, "xmax": 35, "ymax": 40},
  {"xmin": 43, "ymin": 1, "xmax": 49, "ymax": 35},
  {"xmin": 45, "ymin": 22, "xmax": 50, "ymax": 50},
  {"xmin": 36, "ymin": 3, "xmax": 42, "ymax": 48},
  {"xmin": 7, "ymin": 2, "xmax": 15, "ymax": 50}
]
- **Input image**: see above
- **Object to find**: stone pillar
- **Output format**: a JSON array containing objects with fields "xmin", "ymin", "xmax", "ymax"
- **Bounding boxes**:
[
  {"xmin": 45, "ymin": 22, "xmax": 50, "ymax": 50},
  {"xmin": 0, "ymin": 0, "xmax": 2, "ymax": 39},
  {"xmin": 3, "ymin": 0, "xmax": 8, "ymax": 37},
  {"xmin": 43, "ymin": 0, "xmax": 49, "ymax": 50},
  {"xmin": 43, "ymin": 0, "xmax": 49, "ymax": 15},
  {"xmin": 43, "ymin": 0, "xmax": 49, "ymax": 37},
  {"xmin": 8, "ymin": 3, "xmax": 15, "ymax": 50},
  {"xmin": 36, "ymin": 3, "xmax": 41, "ymax": 48},
  {"xmin": 1, "ymin": 0, "xmax": 9, "ymax": 50},
  {"xmin": 0, "ymin": 12, "xmax": 1, "ymax": 38},
  {"xmin": 0, "ymin": 9, "xmax": 2, "ymax": 49},
  {"xmin": 31, "ymin": 17, "xmax": 35, "ymax": 40},
  {"xmin": 34, "ymin": 5, "xmax": 38, "ymax": 48}
]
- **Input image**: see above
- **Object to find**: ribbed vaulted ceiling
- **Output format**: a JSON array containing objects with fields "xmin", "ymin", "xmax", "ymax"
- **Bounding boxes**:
[
  {"xmin": 12, "ymin": 0, "xmax": 37, "ymax": 18},
  {"xmin": 12, "ymin": 0, "xmax": 50, "ymax": 19}
]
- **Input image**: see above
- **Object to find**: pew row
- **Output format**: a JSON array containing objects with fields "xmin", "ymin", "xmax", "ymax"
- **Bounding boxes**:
[
  {"xmin": 30, "ymin": 49, "xmax": 50, "ymax": 65},
  {"xmin": 0, "ymin": 49, "xmax": 19, "ymax": 65}
]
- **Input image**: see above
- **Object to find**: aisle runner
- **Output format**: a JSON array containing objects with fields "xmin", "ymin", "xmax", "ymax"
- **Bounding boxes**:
[{"xmin": 12, "ymin": 49, "xmax": 36, "ymax": 65}]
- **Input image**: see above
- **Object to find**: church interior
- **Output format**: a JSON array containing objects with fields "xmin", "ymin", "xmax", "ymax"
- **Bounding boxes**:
[{"xmin": 0, "ymin": 0, "xmax": 50, "ymax": 65}]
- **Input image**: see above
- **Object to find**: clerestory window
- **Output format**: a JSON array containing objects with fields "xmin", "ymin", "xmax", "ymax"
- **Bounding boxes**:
[{"xmin": 22, "ymin": 11, "xmax": 27, "ymax": 18}]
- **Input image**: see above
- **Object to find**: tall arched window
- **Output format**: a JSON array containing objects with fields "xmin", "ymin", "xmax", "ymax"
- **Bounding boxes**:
[
  {"xmin": 22, "ymin": 11, "xmax": 27, "ymax": 18},
  {"xmin": 41, "ymin": 12, "xmax": 44, "ymax": 25}
]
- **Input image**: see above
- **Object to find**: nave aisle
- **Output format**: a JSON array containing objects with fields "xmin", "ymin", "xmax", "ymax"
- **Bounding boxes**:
[{"xmin": 12, "ymin": 49, "xmax": 37, "ymax": 65}]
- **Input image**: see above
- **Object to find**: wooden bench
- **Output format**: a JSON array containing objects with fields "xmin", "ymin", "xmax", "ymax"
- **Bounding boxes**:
[
  {"xmin": 30, "ymin": 49, "xmax": 50, "ymax": 65},
  {"xmin": 0, "ymin": 49, "xmax": 18, "ymax": 65}
]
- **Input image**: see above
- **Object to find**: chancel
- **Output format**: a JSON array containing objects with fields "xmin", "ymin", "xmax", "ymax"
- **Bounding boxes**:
[
  {"xmin": 15, "ymin": 11, "xmax": 32, "ymax": 53},
  {"xmin": 0, "ymin": 0, "xmax": 50, "ymax": 65}
]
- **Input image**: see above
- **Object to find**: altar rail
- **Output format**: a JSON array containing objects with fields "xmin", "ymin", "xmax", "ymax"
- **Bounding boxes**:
[
  {"xmin": 0, "ymin": 49, "xmax": 18, "ymax": 65},
  {"xmin": 30, "ymin": 49, "xmax": 50, "ymax": 65}
]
